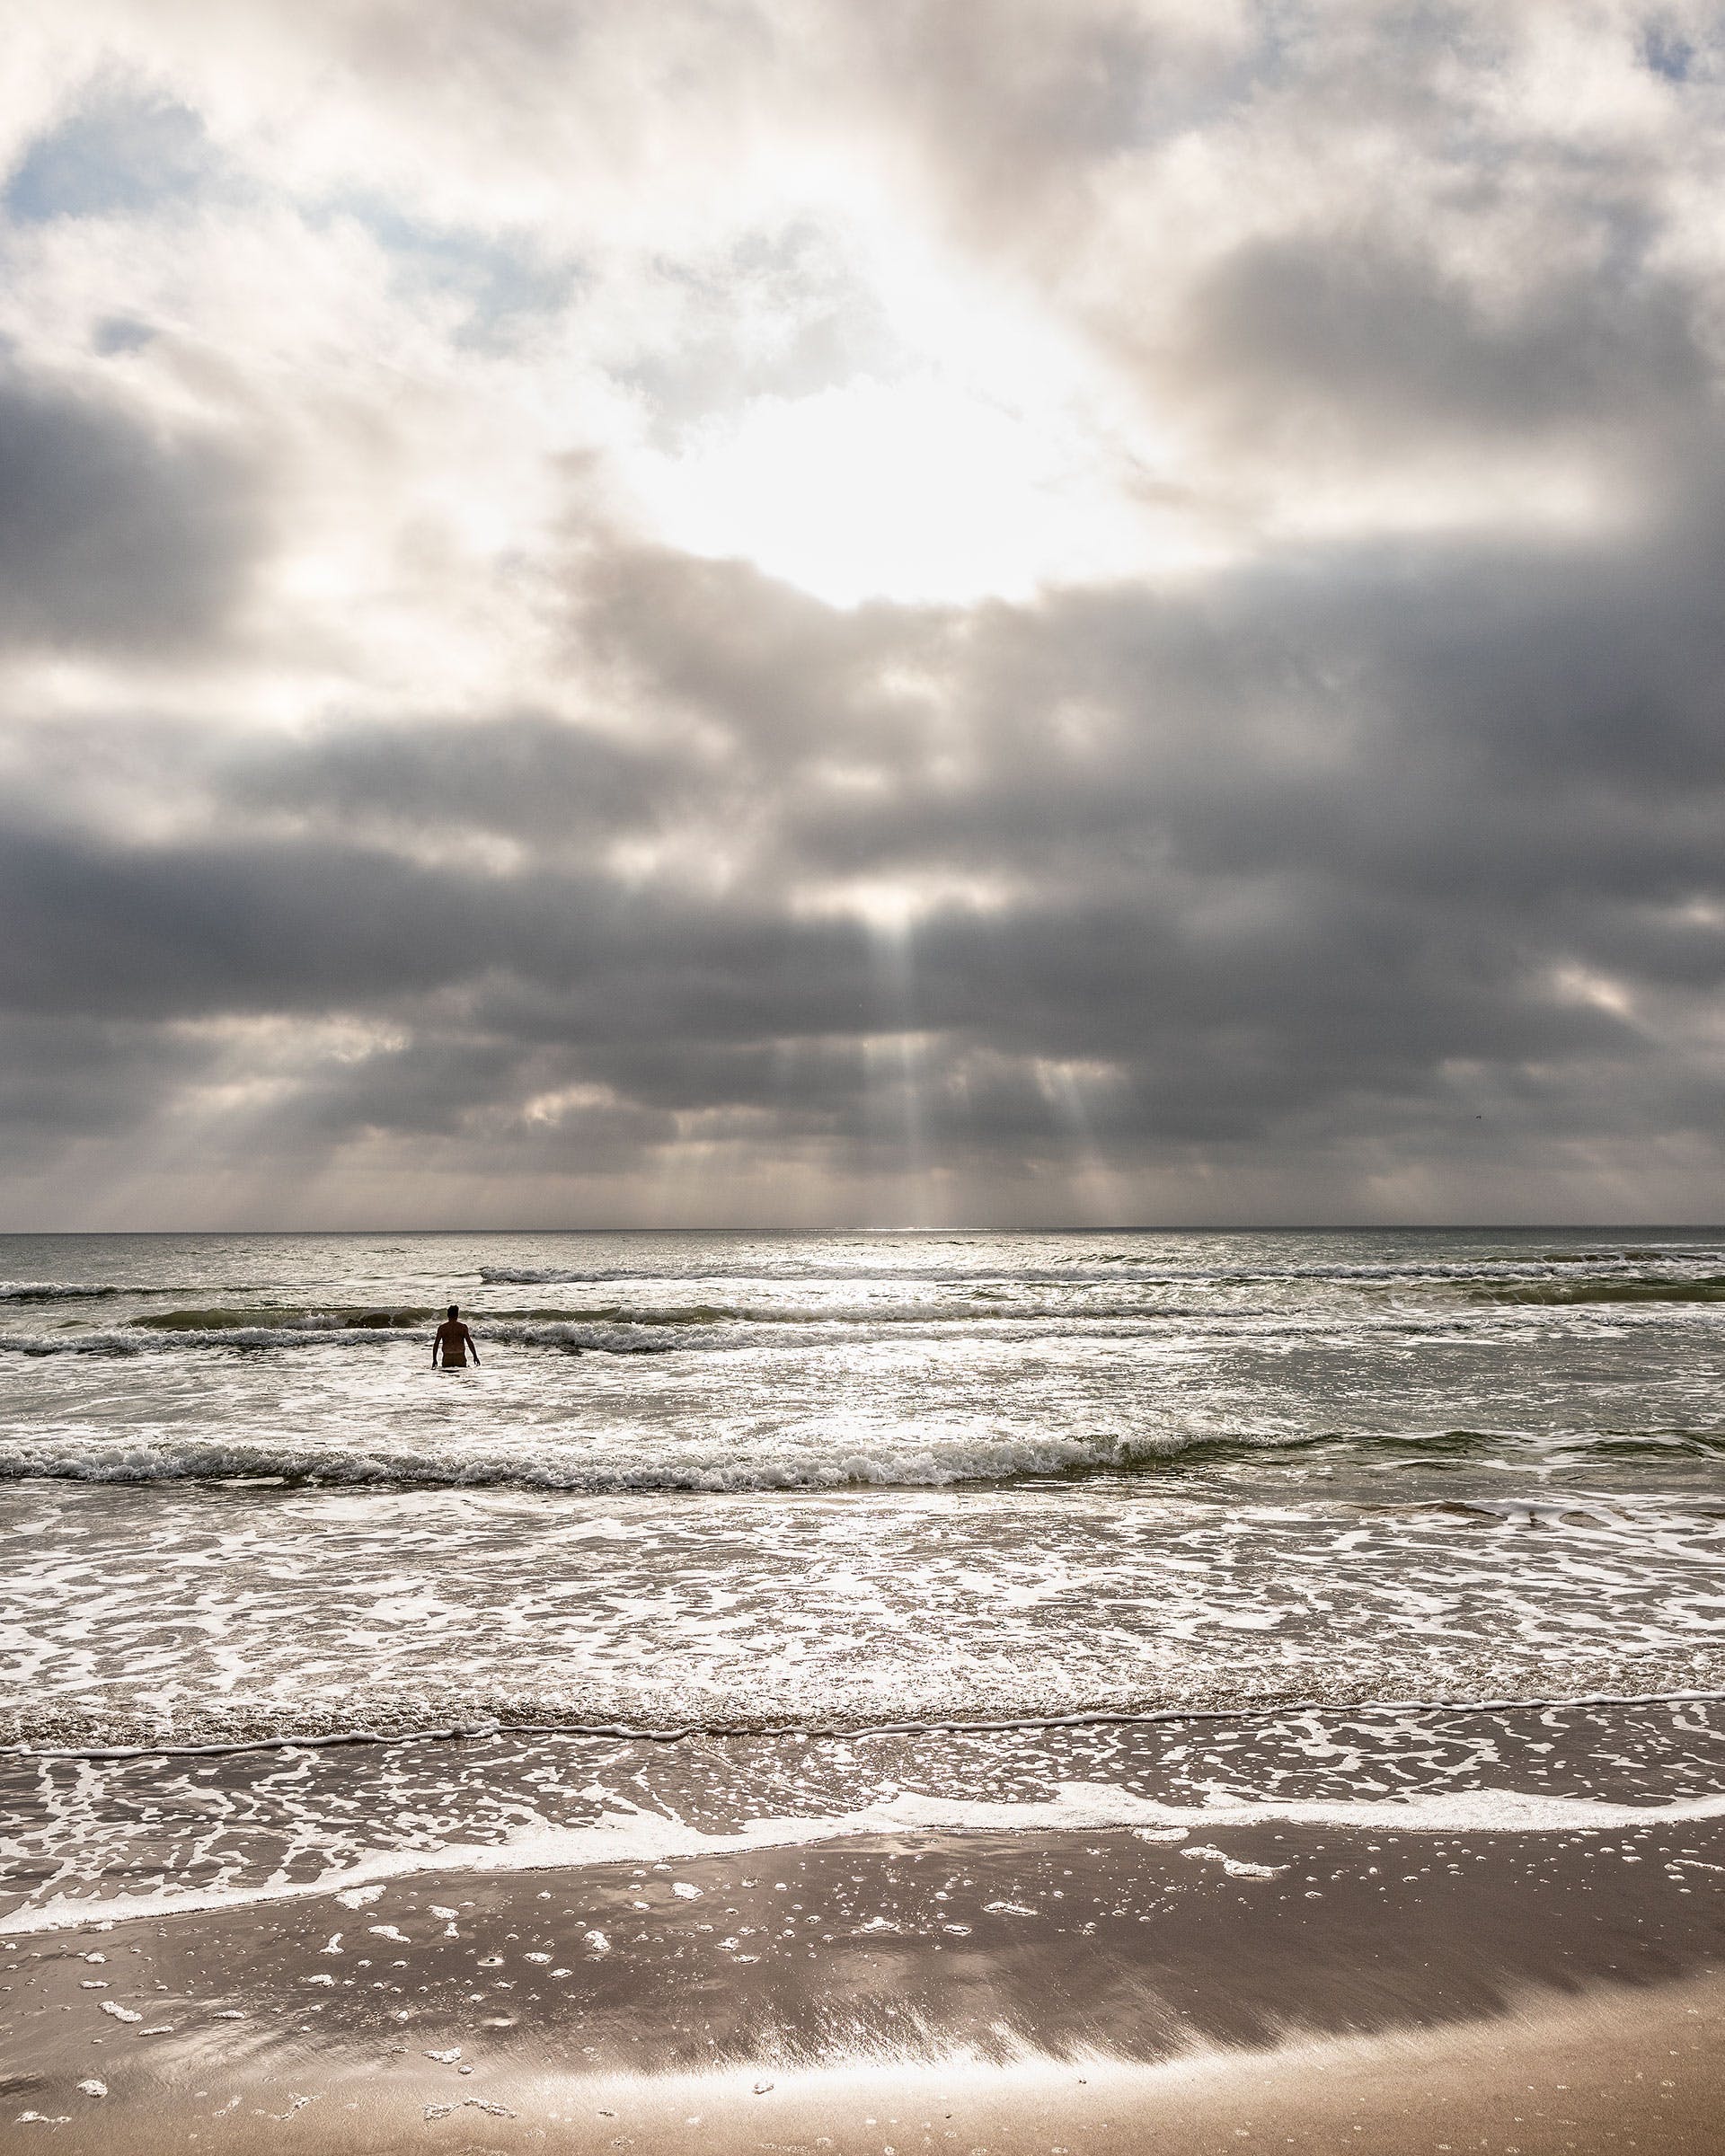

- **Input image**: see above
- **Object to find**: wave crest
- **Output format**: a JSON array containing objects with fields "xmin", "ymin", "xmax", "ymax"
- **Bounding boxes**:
[
  {"xmin": 0, "ymin": 1281, "xmax": 136, "ymax": 1303},
  {"xmin": 2, "ymin": 1423, "xmax": 1721, "ymax": 1494}
]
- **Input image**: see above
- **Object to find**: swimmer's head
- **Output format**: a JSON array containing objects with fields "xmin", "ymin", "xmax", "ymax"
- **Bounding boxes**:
[{"xmin": 447, "ymin": 1303, "xmax": 459, "ymax": 1319}]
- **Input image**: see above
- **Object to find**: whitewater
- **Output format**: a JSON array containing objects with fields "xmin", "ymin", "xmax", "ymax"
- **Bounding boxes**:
[{"xmin": 4, "ymin": 1225, "xmax": 1725, "ymax": 1933}]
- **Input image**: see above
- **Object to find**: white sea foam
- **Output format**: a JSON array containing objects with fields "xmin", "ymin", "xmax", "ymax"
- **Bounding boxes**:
[
  {"xmin": 5, "ymin": 1470, "xmax": 1721, "ymax": 1758},
  {"xmin": 13, "ymin": 1776, "xmax": 1725, "ymax": 1939},
  {"xmin": 0, "ymin": 1282, "xmax": 136, "ymax": 1302},
  {"xmin": 0, "ymin": 1322, "xmax": 425, "ymax": 1357},
  {"xmin": 3, "ymin": 1416, "xmax": 1719, "ymax": 1493},
  {"xmin": 0, "ymin": 1299, "xmax": 1684, "ymax": 1366},
  {"xmin": 4, "ymin": 1224, "xmax": 1725, "ymax": 1940},
  {"xmin": 0, "ymin": 1424, "xmax": 1322, "ymax": 1489}
]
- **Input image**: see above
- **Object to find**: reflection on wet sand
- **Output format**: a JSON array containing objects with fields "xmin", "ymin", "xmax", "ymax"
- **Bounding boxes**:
[{"xmin": 8, "ymin": 1799, "xmax": 1725, "ymax": 2153}]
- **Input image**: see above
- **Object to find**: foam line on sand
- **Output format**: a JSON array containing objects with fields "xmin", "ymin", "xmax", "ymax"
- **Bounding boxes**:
[{"xmin": 13, "ymin": 1772, "xmax": 1725, "ymax": 1939}]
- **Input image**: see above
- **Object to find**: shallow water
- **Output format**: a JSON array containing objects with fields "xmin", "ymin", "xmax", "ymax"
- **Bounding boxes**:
[{"xmin": 4, "ymin": 1227, "xmax": 1725, "ymax": 1931}]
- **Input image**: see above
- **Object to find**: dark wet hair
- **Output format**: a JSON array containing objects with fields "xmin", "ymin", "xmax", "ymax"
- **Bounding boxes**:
[{"xmin": 447, "ymin": 1303, "xmax": 459, "ymax": 1319}]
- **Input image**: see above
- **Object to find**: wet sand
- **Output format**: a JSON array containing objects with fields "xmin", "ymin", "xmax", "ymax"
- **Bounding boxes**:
[
  {"xmin": 10, "ymin": 1980, "xmax": 1723, "ymax": 2155},
  {"xmin": 7, "ymin": 1798, "xmax": 1725, "ymax": 2153}
]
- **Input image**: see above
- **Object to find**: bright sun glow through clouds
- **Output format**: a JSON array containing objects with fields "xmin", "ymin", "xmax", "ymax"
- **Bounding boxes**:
[
  {"xmin": 4, "ymin": 0, "xmax": 1725, "ymax": 1226},
  {"xmin": 634, "ymin": 220, "xmax": 1206, "ymax": 605},
  {"xmin": 643, "ymin": 373, "xmax": 1169, "ymax": 605}
]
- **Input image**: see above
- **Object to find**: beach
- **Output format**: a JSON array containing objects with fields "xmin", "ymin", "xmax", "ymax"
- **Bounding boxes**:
[
  {"xmin": 4, "ymin": 1229, "xmax": 1725, "ymax": 2148},
  {"xmin": 8, "ymin": 1713, "xmax": 1725, "ymax": 2151},
  {"xmin": 7, "ymin": 0, "xmax": 1725, "ymax": 2138}
]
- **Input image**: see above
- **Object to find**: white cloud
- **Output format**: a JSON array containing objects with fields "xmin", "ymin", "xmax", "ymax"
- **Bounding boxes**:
[{"xmin": 1, "ymin": 0, "xmax": 1724, "ymax": 1222}]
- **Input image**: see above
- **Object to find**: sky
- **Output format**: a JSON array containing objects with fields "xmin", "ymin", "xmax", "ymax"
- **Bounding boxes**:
[{"xmin": 2, "ymin": 0, "xmax": 1723, "ymax": 1230}]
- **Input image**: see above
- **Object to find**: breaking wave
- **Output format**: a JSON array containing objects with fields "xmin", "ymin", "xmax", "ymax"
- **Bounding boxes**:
[
  {"xmin": 1477, "ymin": 1277, "xmax": 1725, "ymax": 1304},
  {"xmin": 0, "ymin": 1281, "xmax": 139, "ymax": 1303},
  {"xmin": 0, "ymin": 1321, "xmax": 459, "ymax": 1356},
  {"xmin": 0, "ymin": 1427, "xmax": 1285, "ymax": 1490},
  {"xmin": 3, "ymin": 1421, "xmax": 1721, "ymax": 1493},
  {"xmin": 0, "ymin": 1304, "xmax": 1537, "ymax": 1358}
]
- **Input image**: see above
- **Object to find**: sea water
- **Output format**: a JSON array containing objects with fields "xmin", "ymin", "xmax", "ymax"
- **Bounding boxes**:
[{"xmin": 4, "ymin": 1226, "xmax": 1724, "ymax": 1931}]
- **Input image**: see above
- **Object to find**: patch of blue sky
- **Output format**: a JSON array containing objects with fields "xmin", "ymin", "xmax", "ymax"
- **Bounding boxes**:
[
  {"xmin": 619, "ymin": 220, "xmax": 902, "ymax": 443},
  {"xmin": 1640, "ymin": 22, "xmax": 1695, "ymax": 82},
  {"xmin": 5, "ymin": 89, "xmax": 214, "ymax": 224},
  {"xmin": 320, "ymin": 197, "xmax": 581, "ymax": 349},
  {"xmin": 91, "ymin": 317, "xmax": 156, "ymax": 357},
  {"xmin": 1639, "ymin": 13, "xmax": 1723, "ymax": 83}
]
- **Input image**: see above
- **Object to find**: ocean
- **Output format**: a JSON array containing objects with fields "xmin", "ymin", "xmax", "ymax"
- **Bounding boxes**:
[{"xmin": 4, "ymin": 1225, "xmax": 1725, "ymax": 1941}]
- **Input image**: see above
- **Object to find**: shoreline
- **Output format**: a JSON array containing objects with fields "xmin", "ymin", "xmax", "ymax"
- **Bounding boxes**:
[
  {"xmin": 13, "ymin": 1771, "xmax": 1725, "ymax": 1942},
  {"xmin": 13, "ymin": 1675, "xmax": 1725, "ymax": 1763},
  {"xmin": 9, "ymin": 1785, "xmax": 1725, "ymax": 2152}
]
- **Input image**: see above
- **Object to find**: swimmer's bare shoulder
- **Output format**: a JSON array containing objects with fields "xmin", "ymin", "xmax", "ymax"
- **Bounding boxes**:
[{"xmin": 432, "ymin": 1303, "xmax": 481, "ymax": 1368}]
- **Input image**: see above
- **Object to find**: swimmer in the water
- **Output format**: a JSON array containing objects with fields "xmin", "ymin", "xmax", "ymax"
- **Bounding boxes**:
[{"xmin": 432, "ymin": 1303, "xmax": 480, "ymax": 1369}]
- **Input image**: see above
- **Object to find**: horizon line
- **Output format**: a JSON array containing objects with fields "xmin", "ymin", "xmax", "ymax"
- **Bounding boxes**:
[{"xmin": 0, "ymin": 1223, "xmax": 1721, "ymax": 1238}]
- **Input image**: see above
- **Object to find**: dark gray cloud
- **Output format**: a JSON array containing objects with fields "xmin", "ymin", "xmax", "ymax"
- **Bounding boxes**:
[
  {"xmin": 223, "ymin": 708, "xmax": 687, "ymax": 847},
  {"xmin": 4, "ymin": 0, "xmax": 1725, "ymax": 1221},
  {"xmin": 1173, "ymin": 225, "xmax": 1713, "ymax": 453},
  {"xmin": 0, "ymin": 1014, "xmax": 210, "ymax": 1160},
  {"xmin": 0, "ymin": 362, "xmax": 266, "ymax": 653},
  {"xmin": 6, "ymin": 464, "xmax": 1724, "ymax": 1203}
]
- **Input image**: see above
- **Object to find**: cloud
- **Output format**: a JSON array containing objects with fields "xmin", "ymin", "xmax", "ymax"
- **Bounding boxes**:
[
  {"xmin": 6, "ymin": 482, "xmax": 1723, "ymax": 1211},
  {"xmin": 0, "ymin": 359, "xmax": 267, "ymax": 653},
  {"xmin": 1175, "ymin": 225, "xmax": 1712, "ymax": 455},
  {"xmin": 222, "ymin": 707, "xmax": 689, "ymax": 852},
  {"xmin": 0, "ymin": 0, "xmax": 1723, "ymax": 1224},
  {"xmin": 0, "ymin": 1013, "xmax": 209, "ymax": 1159}
]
